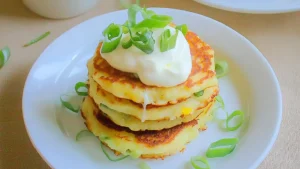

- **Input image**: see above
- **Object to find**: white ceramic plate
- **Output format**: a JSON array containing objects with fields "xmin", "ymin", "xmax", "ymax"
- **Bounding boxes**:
[
  {"xmin": 22, "ymin": 8, "xmax": 282, "ymax": 169},
  {"xmin": 194, "ymin": 0, "xmax": 300, "ymax": 14}
]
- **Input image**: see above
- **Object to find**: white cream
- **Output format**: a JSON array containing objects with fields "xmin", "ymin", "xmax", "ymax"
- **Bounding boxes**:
[{"xmin": 101, "ymin": 26, "xmax": 192, "ymax": 87}]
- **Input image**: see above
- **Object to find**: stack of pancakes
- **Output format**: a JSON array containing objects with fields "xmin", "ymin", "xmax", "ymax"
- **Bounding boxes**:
[{"xmin": 81, "ymin": 31, "xmax": 219, "ymax": 159}]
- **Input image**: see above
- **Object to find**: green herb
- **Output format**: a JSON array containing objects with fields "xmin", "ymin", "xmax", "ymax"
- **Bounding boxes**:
[
  {"xmin": 134, "ymin": 15, "xmax": 173, "ymax": 29},
  {"xmin": 128, "ymin": 4, "xmax": 143, "ymax": 27},
  {"xmin": 101, "ymin": 23, "xmax": 123, "ymax": 53},
  {"xmin": 160, "ymin": 29, "xmax": 178, "ymax": 52},
  {"xmin": 226, "ymin": 110, "xmax": 245, "ymax": 131},
  {"xmin": 76, "ymin": 130, "xmax": 93, "ymax": 141},
  {"xmin": 128, "ymin": 27, "xmax": 155, "ymax": 54},
  {"xmin": 139, "ymin": 162, "xmax": 151, "ymax": 169},
  {"xmin": 60, "ymin": 96, "xmax": 79, "ymax": 113},
  {"xmin": 206, "ymin": 138, "xmax": 239, "ymax": 158},
  {"xmin": 0, "ymin": 46, "xmax": 10, "ymax": 69},
  {"xmin": 75, "ymin": 82, "xmax": 88, "ymax": 96},
  {"xmin": 100, "ymin": 142, "xmax": 129, "ymax": 161},
  {"xmin": 194, "ymin": 90, "xmax": 204, "ymax": 97},
  {"xmin": 215, "ymin": 60, "xmax": 229, "ymax": 78},
  {"xmin": 190, "ymin": 156, "xmax": 210, "ymax": 169},
  {"xmin": 23, "ymin": 31, "xmax": 50, "ymax": 47},
  {"xmin": 176, "ymin": 24, "xmax": 188, "ymax": 36},
  {"xmin": 122, "ymin": 38, "xmax": 133, "ymax": 49},
  {"xmin": 215, "ymin": 95, "xmax": 225, "ymax": 110}
]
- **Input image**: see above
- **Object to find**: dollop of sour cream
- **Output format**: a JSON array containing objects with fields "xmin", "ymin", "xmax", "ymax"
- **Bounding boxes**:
[{"xmin": 101, "ymin": 26, "xmax": 192, "ymax": 87}]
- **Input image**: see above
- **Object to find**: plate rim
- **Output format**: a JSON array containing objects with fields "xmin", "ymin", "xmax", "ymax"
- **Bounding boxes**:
[
  {"xmin": 22, "ymin": 7, "xmax": 282, "ymax": 169},
  {"xmin": 194, "ymin": 0, "xmax": 300, "ymax": 14}
]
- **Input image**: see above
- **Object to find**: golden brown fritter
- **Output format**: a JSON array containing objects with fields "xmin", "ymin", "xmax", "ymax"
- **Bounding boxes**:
[{"xmin": 87, "ymin": 31, "xmax": 218, "ymax": 105}]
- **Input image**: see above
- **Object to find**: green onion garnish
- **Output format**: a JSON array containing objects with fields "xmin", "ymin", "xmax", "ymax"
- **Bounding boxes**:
[
  {"xmin": 100, "ymin": 141, "xmax": 129, "ymax": 161},
  {"xmin": 206, "ymin": 138, "xmax": 239, "ymax": 158},
  {"xmin": 142, "ymin": 9, "xmax": 156, "ymax": 18},
  {"xmin": 190, "ymin": 156, "xmax": 210, "ymax": 169},
  {"xmin": 128, "ymin": 4, "xmax": 143, "ymax": 27},
  {"xmin": 122, "ymin": 38, "xmax": 133, "ymax": 49},
  {"xmin": 0, "ymin": 46, "xmax": 10, "ymax": 69},
  {"xmin": 101, "ymin": 23, "xmax": 123, "ymax": 53},
  {"xmin": 128, "ymin": 27, "xmax": 155, "ymax": 54},
  {"xmin": 215, "ymin": 60, "xmax": 229, "ymax": 78},
  {"xmin": 60, "ymin": 96, "xmax": 79, "ymax": 113},
  {"xmin": 176, "ymin": 24, "xmax": 188, "ymax": 36},
  {"xmin": 226, "ymin": 110, "xmax": 245, "ymax": 131},
  {"xmin": 76, "ymin": 130, "xmax": 93, "ymax": 141},
  {"xmin": 215, "ymin": 95, "xmax": 225, "ymax": 110},
  {"xmin": 194, "ymin": 90, "xmax": 204, "ymax": 97},
  {"xmin": 160, "ymin": 29, "xmax": 178, "ymax": 52},
  {"xmin": 135, "ymin": 15, "xmax": 173, "ymax": 29},
  {"xmin": 139, "ymin": 162, "xmax": 151, "ymax": 169},
  {"xmin": 75, "ymin": 82, "xmax": 88, "ymax": 96},
  {"xmin": 23, "ymin": 31, "xmax": 50, "ymax": 47}
]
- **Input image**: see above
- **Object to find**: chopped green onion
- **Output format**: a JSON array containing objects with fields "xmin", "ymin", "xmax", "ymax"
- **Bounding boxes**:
[
  {"xmin": 0, "ymin": 47, "xmax": 10, "ymax": 69},
  {"xmin": 160, "ymin": 29, "xmax": 178, "ymax": 52},
  {"xmin": 75, "ymin": 82, "xmax": 88, "ymax": 96},
  {"xmin": 101, "ymin": 23, "xmax": 122, "ymax": 53},
  {"xmin": 23, "ymin": 31, "xmax": 50, "ymax": 47},
  {"xmin": 122, "ymin": 39, "xmax": 133, "ymax": 49},
  {"xmin": 142, "ymin": 8, "xmax": 156, "ymax": 18},
  {"xmin": 139, "ymin": 162, "xmax": 151, "ymax": 169},
  {"xmin": 194, "ymin": 90, "xmax": 204, "ymax": 97},
  {"xmin": 226, "ymin": 110, "xmax": 245, "ymax": 131},
  {"xmin": 215, "ymin": 61, "xmax": 229, "ymax": 78},
  {"xmin": 122, "ymin": 21, "xmax": 130, "ymax": 34},
  {"xmin": 100, "ymin": 141, "xmax": 129, "ymax": 161},
  {"xmin": 215, "ymin": 95, "xmax": 225, "ymax": 110},
  {"xmin": 60, "ymin": 96, "xmax": 79, "ymax": 113},
  {"xmin": 176, "ymin": 24, "xmax": 188, "ymax": 36},
  {"xmin": 129, "ymin": 27, "xmax": 155, "ymax": 54},
  {"xmin": 128, "ymin": 4, "xmax": 143, "ymax": 27},
  {"xmin": 190, "ymin": 156, "xmax": 210, "ymax": 169},
  {"xmin": 76, "ymin": 130, "xmax": 93, "ymax": 141},
  {"xmin": 134, "ymin": 15, "xmax": 173, "ymax": 29},
  {"xmin": 206, "ymin": 138, "xmax": 239, "ymax": 158}
]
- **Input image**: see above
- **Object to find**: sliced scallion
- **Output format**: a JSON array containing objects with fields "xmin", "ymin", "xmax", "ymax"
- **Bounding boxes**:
[
  {"xmin": 134, "ymin": 15, "xmax": 173, "ymax": 29},
  {"xmin": 215, "ymin": 61, "xmax": 229, "ymax": 78},
  {"xmin": 190, "ymin": 156, "xmax": 210, "ymax": 169},
  {"xmin": 194, "ymin": 90, "xmax": 204, "ymax": 97},
  {"xmin": 160, "ymin": 29, "xmax": 178, "ymax": 52},
  {"xmin": 101, "ymin": 23, "xmax": 122, "ymax": 53},
  {"xmin": 60, "ymin": 96, "xmax": 79, "ymax": 113},
  {"xmin": 0, "ymin": 47, "xmax": 10, "ymax": 69},
  {"xmin": 176, "ymin": 24, "xmax": 188, "ymax": 36},
  {"xmin": 206, "ymin": 138, "xmax": 239, "ymax": 158},
  {"xmin": 122, "ymin": 37, "xmax": 133, "ymax": 49},
  {"xmin": 129, "ymin": 27, "xmax": 155, "ymax": 54},
  {"xmin": 23, "ymin": 31, "xmax": 50, "ymax": 47},
  {"xmin": 76, "ymin": 130, "xmax": 93, "ymax": 141},
  {"xmin": 100, "ymin": 141, "xmax": 129, "ymax": 161},
  {"xmin": 226, "ymin": 110, "xmax": 245, "ymax": 131},
  {"xmin": 128, "ymin": 4, "xmax": 143, "ymax": 27},
  {"xmin": 139, "ymin": 162, "xmax": 151, "ymax": 169},
  {"xmin": 215, "ymin": 95, "xmax": 225, "ymax": 110},
  {"xmin": 75, "ymin": 82, "xmax": 88, "ymax": 96}
]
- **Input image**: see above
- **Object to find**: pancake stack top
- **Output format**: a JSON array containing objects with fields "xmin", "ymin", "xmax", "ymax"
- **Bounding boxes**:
[{"xmin": 81, "ymin": 29, "xmax": 219, "ymax": 159}]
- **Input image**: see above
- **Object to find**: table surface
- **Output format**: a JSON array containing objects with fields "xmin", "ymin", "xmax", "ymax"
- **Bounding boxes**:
[{"xmin": 0, "ymin": 0, "xmax": 299, "ymax": 169}]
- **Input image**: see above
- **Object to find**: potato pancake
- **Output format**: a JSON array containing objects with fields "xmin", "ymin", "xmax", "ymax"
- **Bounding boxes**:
[
  {"xmin": 87, "ymin": 31, "xmax": 217, "ymax": 105},
  {"xmin": 88, "ymin": 77, "xmax": 219, "ymax": 121},
  {"xmin": 81, "ymin": 96, "xmax": 215, "ymax": 159}
]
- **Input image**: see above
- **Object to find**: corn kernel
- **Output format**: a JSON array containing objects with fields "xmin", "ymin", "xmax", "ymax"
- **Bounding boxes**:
[{"xmin": 182, "ymin": 107, "xmax": 192, "ymax": 116}]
